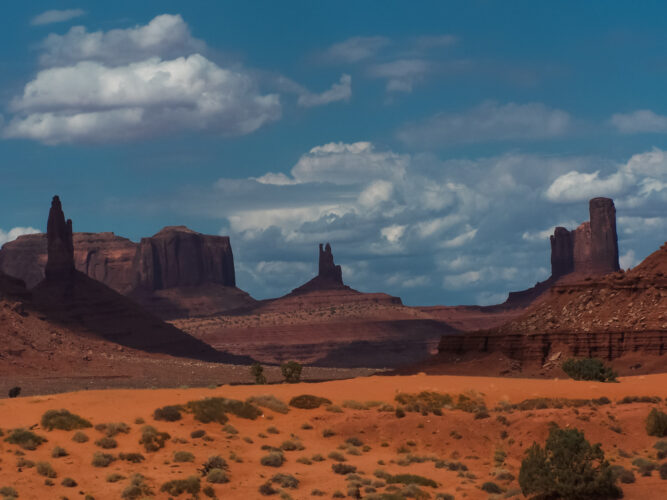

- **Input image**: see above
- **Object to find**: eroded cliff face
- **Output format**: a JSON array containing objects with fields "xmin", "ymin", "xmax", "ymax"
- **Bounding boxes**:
[
  {"xmin": 0, "ymin": 226, "xmax": 236, "ymax": 293},
  {"xmin": 549, "ymin": 197, "xmax": 620, "ymax": 279},
  {"xmin": 133, "ymin": 226, "xmax": 235, "ymax": 291}
]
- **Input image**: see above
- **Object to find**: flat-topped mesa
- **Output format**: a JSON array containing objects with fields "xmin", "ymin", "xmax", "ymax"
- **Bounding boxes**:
[
  {"xmin": 549, "ymin": 197, "xmax": 619, "ymax": 278},
  {"xmin": 318, "ymin": 243, "xmax": 343, "ymax": 285},
  {"xmin": 45, "ymin": 195, "xmax": 75, "ymax": 281},
  {"xmin": 133, "ymin": 226, "xmax": 236, "ymax": 291}
]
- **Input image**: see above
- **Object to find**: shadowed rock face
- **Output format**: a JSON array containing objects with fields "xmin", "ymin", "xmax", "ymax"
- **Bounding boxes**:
[
  {"xmin": 45, "ymin": 196, "xmax": 74, "ymax": 281},
  {"xmin": 291, "ymin": 242, "xmax": 349, "ymax": 293},
  {"xmin": 0, "ymin": 227, "xmax": 236, "ymax": 292}
]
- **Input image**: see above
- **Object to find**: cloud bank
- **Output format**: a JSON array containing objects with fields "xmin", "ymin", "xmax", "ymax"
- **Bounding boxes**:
[{"xmin": 31, "ymin": 9, "xmax": 85, "ymax": 26}]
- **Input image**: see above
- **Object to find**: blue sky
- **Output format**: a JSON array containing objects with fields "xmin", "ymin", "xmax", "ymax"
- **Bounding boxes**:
[{"xmin": 0, "ymin": 1, "xmax": 666, "ymax": 305}]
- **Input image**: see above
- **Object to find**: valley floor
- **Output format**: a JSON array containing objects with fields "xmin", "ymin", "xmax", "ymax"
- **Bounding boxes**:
[{"xmin": 2, "ymin": 374, "xmax": 667, "ymax": 499}]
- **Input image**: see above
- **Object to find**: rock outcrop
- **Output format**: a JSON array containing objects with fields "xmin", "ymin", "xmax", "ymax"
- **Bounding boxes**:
[
  {"xmin": 133, "ymin": 226, "xmax": 235, "ymax": 291},
  {"xmin": 45, "ymin": 196, "xmax": 75, "ymax": 281},
  {"xmin": 550, "ymin": 197, "xmax": 619, "ymax": 278},
  {"xmin": 0, "ymin": 222, "xmax": 245, "ymax": 318},
  {"xmin": 291, "ymin": 243, "xmax": 348, "ymax": 294}
]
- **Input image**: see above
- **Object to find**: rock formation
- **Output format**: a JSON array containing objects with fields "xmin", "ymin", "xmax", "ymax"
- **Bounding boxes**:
[
  {"xmin": 0, "ymin": 222, "xmax": 245, "ymax": 318},
  {"xmin": 291, "ymin": 242, "xmax": 349, "ymax": 293},
  {"xmin": 133, "ymin": 226, "xmax": 235, "ymax": 291},
  {"xmin": 550, "ymin": 197, "xmax": 619, "ymax": 278},
  {"xmin": 45, "ymin": 196, "xmax": 75, "ymax": 281}
]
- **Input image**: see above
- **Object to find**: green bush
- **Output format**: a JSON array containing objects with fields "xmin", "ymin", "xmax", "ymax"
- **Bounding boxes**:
[
  {"xmin": 519, "ymin": 425, "xmax": 622, "ymax": 499},
  {"xmin": 36, "ymin": 461, "xmax": 57, "ymax": 478},
  {"xmin": 281, "ymin": 361, "xmax": 303, "ymax": 383},
  {"xmin": 386, "ymin": 474, "xmax": 438, "ymax": 488},
  {"xmin": 206, "ymin": 468, "xmax": 229, "ymax": 484},
  {"xmin": 160, "ymin": 476, "xmax": 200, "ymax": 496},
  {"xmin": 174, "ymin": 450, "xmax": 195, "ymax": 462},
  {"xmin": 72, "ymin": 431, "xmax": 89, "ymax": 443},
  {"xmin": 646, "ymin": 408, "xmax": 667, "ymax": 437},
  {"xmin": 95, "ymin": 422, "xmax": 130, "ymax": 437},
  {"xmin": 260, "ymin": 452, "xmax": 285, "ymax": 467},
  {"xmin": 95, "ymin": 437, "xmax": 118, "ymax": 449},
  {"xmin": 332, "ymin": 463, "xmax": 357, "ymax": 475},
  {"xmin": 246, "ymin": 395, "xmax": 289, "ymax": 414},
  {"xmin": 41, "ymin": 409, "xmax": 92, "ymax": 431},
  {"xmin": 153, "ymin": 405, "xmax": 182, "ymax": 422},
  {"xmin": 395, "ymin": 391, "xmax": 453, "ymax": 413},
  {"xmin": 271, "ymin": 473, "xmax": 299, "ymax": 489},
  {"xmin": 251, "ymin": 363, "xmax": 267, "ymax": 384},
  {"xmin": 121, "ymin": 474, "xmax": 153, "ymax": 500},
  {"xmin": 61, "ymin": 477, "xmax": 77, "ymax": 487},
  {"xmin": 186, "ymin": 397, "xmax": 261, "ymax": 423},
  {"xmin": 91, "ymin": 452, "xmax": 116, "ymax": 467},
  {"xmin": 561, "ymin": 358, "xmax": 617, "ymax": 382},
  {"xmin": 4, "ymin": 428, "xmax": 47, "ymax": 450},
  {"xmin": 119, "ymin": 453, "xmax": 145, "ymax": 463},
  {"xmin": 289, "ymin": 394, "xmax": 332, "ymax": 409},
  {"xmin": 200, "ymin": 455, "xmax": 228, "ymax": 475},
  {"xmin": 139, "ymin": 425, "xmax": 170, "ymax": 452}
]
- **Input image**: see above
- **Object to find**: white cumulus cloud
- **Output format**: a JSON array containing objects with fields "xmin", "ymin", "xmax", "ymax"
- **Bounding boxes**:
[
  {"xmin": 0, "ymin": 227, "xmax": 40, "ymax": 246},
  {"xmin": 297, "ymin": 74, "xmax": 351, "ymax": 107}
]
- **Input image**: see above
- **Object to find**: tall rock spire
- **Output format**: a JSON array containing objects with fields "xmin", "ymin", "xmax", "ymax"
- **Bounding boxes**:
[
  {"xmin": 318, "ymin": 243, "xmax": 343, "ymax": 284},
  {"xmin": 45, "ymin": 195, "xmax": 74, "ymax": 280}
]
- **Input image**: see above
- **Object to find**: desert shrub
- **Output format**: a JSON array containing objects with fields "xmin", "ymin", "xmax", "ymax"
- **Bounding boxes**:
[
  {"xmin": 632, "ymin": 457, "xmax": 656, "ymax": 476},
  {"xmin": 95, "ymin": 436, "xmax": 118, "ymax": 449},
  {"xmin": 251, "ymin": 363, "xmax": 267, "ymax": 384},
  {"xmin": 312, "ymin": 454, "xmax": 325, "ymax": 462},
  {"xmin": 395, "ymin": 391, "xmax": 453, "ymax": 413},
  {"xmin": 187, "ymin": 397, "xmax": 261, "ymax": 422},
  {"xmin": 51, "ymin": 446, "xmax": 68, "ymax": 458},
  {"xmin": 161, "ymin": 476, "xmax": 200, "ymax": 496},
  {"xmin": 271, "ymin": 473, "xmax": 299, "ymax": 489},
  {"xmin": 618, "ymin": 395, "xmax": 661, "ymax": 404},
  {"xmin": 72, "ymin": 431, "xmax": 89, "ymax": 443},
  {"xmin": 206, "ymin": 468, "xmax": 229, "ymax": 484},
  {"xmin": 153, "ymin": 405, "xmax": 183, "ymax": 422},
  {"xmin": 328, "ymin": 451, "xmax": 346, "ymax": 462},
  {"xmin": 95, "ymin": 422, "xmax": 130, "ymax": 437},
  {"xmin": 36, "ymin": 461, "xmax": 56, "ymax": 478},
  {"xmin": 121, "ymin": 474, "xmax": 153, "ymax": 500},
  {"xmin": 659, "ymin": 462, "xmax": 667, "ymax": 480},
  {"xmin": 481, "ymin": 481, "xmax": 503, "ymax": 493},
  {"xmin": 247, "ymin": 394, "xmax": 289, "ymax": 414},
  {"xmin": 202, "ymin": 485, "xmax": 215, "ymax": 498},
  {"xmin": 259, "ymin": 481, "xmax": 278, "ymax": 495},
  {"xmin": 322, "ymin": 428, "xmax": 336, "ymax": 438},
  {"xmin": 610, "ymin": 465, "xmax": 635, "ymax": 484},
  {"xmin": 261, "ymin": 452, "xmax": 285, "ymax": 467},
  {"xmin": 223, "ymin": 423, "xmax": 238, "ymax": 434},
  {"xmin": 139, "ymin": 425, "xmax": 170, "ymax": 452},
  {"xmin": 267, "ymin": 426, "xmax": 280, "ymax": 434},
  {"xmin": 455, "ymin": 392, "xmax": 487, "ymax": 413},
  {"xmin": 280, "ymin": 439, "xmax": 303, "ymax": 451},
  {"xmin": 191, "ymin": 429, "xmax": 206, "ymax": 439},
  {"xmin": 386, "ymin": 474, "xmax": 437, "ymax": 488},
  {"xmin": 173, "ymin": 450, "xmax": 195, "ymax": 462},
  {"xmin": 296, "ymin": 456, "xmax": 312, "ymax": 465},
  {"xmin": 119, "ymin": 452, "xmax": 145, "ymax": 463},
  {"xmin": 16, "ymin": 457, "xmax": 34, "ymax": 468},
  {"xmin": 325, "ymin": 404, "xmax": 343, "ymax": 413},
  {"xmin": 91, "ymin": 452, "xmax": 116, "ymax": 467},
  {"xmin": 561, "ymin": 358, "xmax": 617, "ymax": 382},
  {"xmin": 332, "ymin": 463, "xmax": 357, "ymax": 475},
  {"xmin": 200, "ymin": 455, "xmax": 228, "ymax": 475},
  {"xmin": 41, "ymin": 409, "xmax": 92, "ymax": 431},
  {"xmin": 518, "ymin": 425, "xmax": 622, "ymax": 499},
  {"xmin": 289, "ymin": 394, "xmax": 332, "ymax": 409},
  {"xmin": 395, "ymin": 407, "xmax": 406, "ymax": 418},
  {"xmin": 346, "ymin": 437, "xmax": 364, "ymax": 447},
  {"xmin": 281, "ymin": 361, "xmax": 303, "ymax": 383},
  {"xmin": 0, "ymin": 486, "xmax": 18, "ymax": 498},
  {"xmin": 106, "ymin": 473, "xmax": 125, "ymax": 483},
  {"xmin": 4, "ymin": 428, "xmax": 47, "ymax": 450},
  {"xmin": 301, "ymin": 422, "xmax": 313, "ymax": 430},
  {"xmin": 646, "ymin": 408, "xmax": 667, "ymax": 437},
  {"xmin": 61, "ymin": 477, "xmax": 77, "ymax": 487}
]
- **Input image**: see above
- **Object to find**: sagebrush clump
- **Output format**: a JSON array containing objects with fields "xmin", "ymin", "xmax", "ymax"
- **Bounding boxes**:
[
  {"xmin": 561, "ymin": 358, "xmax": 617, "ymax": 382},
  {"xmin": 41, "ymin": 409, "xmax": 92, "ymax": 431}
]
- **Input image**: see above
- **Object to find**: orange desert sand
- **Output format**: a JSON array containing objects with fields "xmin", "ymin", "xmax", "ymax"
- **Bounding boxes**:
[{"xmin": 2, "ymin": 373, "xmax": 667, "ymax": 499}]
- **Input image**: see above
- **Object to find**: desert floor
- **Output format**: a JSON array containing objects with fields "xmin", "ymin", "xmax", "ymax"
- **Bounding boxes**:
[{"xmin": 2, "ymin": 373, "xmax": 667, "ymax": 499}]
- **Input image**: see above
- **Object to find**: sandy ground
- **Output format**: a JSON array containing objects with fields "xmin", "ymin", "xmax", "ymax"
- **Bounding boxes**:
[{"xmin": 2, "ymin": 373, "xmax": 667, "ymax": 499}]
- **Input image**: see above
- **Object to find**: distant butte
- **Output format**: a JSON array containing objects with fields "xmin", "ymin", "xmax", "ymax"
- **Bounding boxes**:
[{"xmin": 290, "ymin": 242, "xmax": 350, "ymax": 294}]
